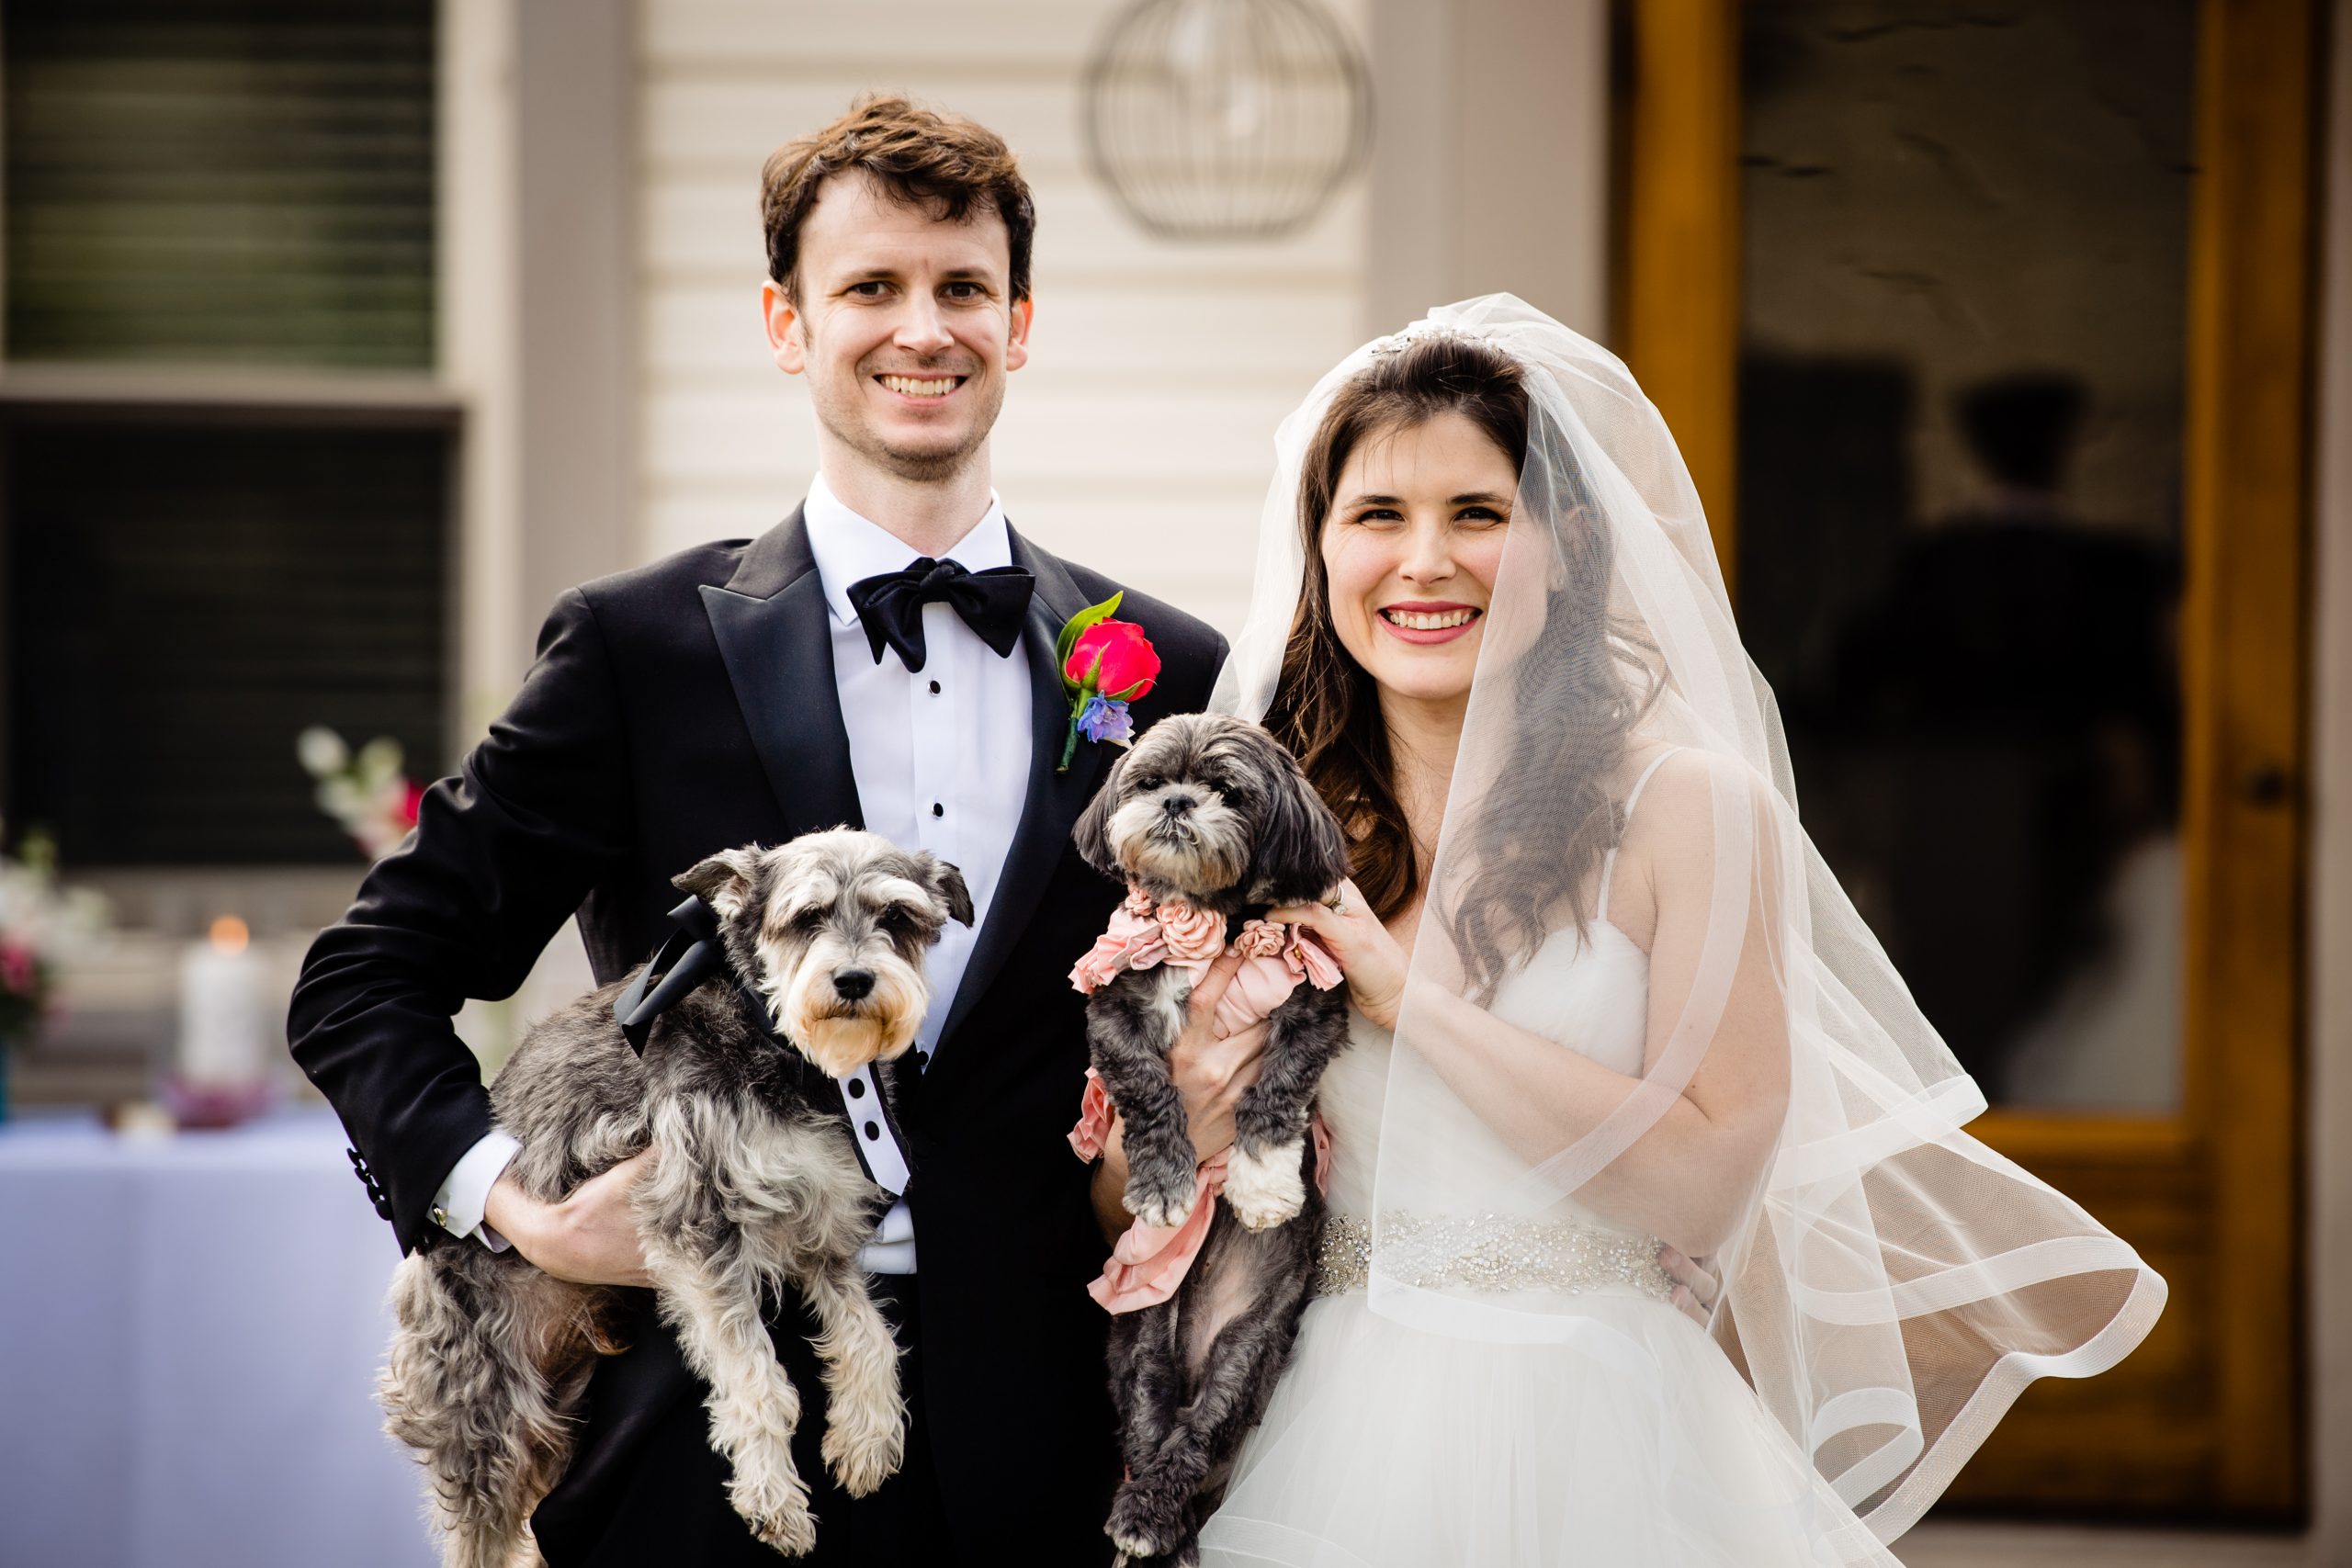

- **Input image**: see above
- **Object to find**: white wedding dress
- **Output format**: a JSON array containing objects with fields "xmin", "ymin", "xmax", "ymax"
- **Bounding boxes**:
[{"xmin": 1198, "ymin": 765, "xmax": 1907, "ymax": 1568}]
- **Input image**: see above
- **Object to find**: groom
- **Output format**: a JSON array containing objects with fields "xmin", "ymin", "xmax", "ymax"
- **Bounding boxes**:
[{"xmin": 289, "ymin": 96, "xmax": 1236, "ymax": 1564}]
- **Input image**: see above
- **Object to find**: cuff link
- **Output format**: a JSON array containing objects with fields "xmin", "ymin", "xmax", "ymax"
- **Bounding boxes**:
[{"xmin": 430, "ymin": 1205, "xmax": 451, "ymax": 1230}]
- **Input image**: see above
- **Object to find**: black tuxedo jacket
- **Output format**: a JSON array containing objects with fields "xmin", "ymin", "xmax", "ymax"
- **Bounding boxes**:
[{"xmin": 288, "ymin": 510, "xmax": 1227, "ymax": 1563}]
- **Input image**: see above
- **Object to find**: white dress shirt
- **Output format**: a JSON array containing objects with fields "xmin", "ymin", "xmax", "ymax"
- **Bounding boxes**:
[{"xmin": 432, "ymin": 473, "xmax": 1035, "ymax": 1276}]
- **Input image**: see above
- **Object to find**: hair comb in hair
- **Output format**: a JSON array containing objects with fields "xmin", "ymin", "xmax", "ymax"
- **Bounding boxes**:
[{"xmin": 1365, "ymin": 322, "xmax": 1498, "ymax": 358}]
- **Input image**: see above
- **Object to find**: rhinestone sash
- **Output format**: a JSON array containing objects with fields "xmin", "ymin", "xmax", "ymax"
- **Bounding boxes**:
[{"xmin": 1313, "ymin": 1212, "xmax": 1676, "ymax": 1302}]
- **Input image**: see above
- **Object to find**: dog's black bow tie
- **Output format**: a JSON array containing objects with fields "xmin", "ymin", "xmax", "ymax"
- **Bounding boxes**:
[{"xmin": 845, "ymin": 557, "xmax": 1034, "ymax": 673}]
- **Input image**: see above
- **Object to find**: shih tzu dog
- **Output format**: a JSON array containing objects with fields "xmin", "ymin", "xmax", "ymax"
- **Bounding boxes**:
[
  {"xmin": 379, "ymin": 829, "xmax": 972, "ymax": 1567},
  {"xmin": 1072, "ymin": 713, "xmax": 1353, "ymax": 1566}
]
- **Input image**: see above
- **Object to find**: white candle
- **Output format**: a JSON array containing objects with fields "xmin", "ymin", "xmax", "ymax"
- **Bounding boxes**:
[{"xmin": 178, "ymin": 916, "xmax": 266, "ymax": 1088}]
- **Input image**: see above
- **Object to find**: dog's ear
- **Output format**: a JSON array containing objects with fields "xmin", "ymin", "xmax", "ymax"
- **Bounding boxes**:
[
  {"xmin": 1071, "ymin": 750, "xmax": 1128, "ymax": 877},
  {"xmin": 673, "ymin": 845, "xmax": 762, "ymax": 920},
  {"xmin": 923, "ymin": 856, "xmax": 976, "ymax": 928},
  {"xmin": 1244, "ymin": 757, "xmax": 1349, "ymax": 907}
]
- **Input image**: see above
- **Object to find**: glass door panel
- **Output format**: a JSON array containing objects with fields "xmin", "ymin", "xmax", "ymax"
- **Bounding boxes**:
[{"xmin": 1736, "ymin": 0, "xmax": 2195, "ymax": 1110}]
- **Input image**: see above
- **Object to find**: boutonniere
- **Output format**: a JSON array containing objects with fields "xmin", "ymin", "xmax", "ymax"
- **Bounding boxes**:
[{"xmin": 1056, "ymin": 592, "xmax": 1162, "ymax": 773}]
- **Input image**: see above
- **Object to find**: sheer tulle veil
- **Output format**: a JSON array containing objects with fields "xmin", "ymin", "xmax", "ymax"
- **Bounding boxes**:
[{"xmin": 1210, "ymin": 295, "xmax": 2165, "ymax": 1544}]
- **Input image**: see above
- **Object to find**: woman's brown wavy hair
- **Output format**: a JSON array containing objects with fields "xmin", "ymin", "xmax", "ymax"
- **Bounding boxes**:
[{"xmin": 1261, "ymin": 334, "xmax": 1657, "ymax": 999}]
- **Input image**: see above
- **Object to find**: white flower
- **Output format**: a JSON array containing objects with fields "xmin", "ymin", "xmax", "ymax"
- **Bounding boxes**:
[
  {"xmin": 355, "ymin": 736, "xmax": 405, "ymax": 787},
  {"xmin": 296, "ymin": 727, "xmax": 350, "ymax": 779}
]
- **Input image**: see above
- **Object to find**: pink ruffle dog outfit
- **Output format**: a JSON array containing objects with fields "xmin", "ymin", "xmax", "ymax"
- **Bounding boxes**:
[{"xmin": 1069, "ymin": 886, "xmax": 1340, "ymax": 1313}]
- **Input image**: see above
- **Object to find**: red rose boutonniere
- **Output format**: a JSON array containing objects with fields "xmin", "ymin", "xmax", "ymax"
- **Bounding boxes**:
[{"xmin": 1057, "ymin": 592, "xmax": 1160, "ymax": 773}]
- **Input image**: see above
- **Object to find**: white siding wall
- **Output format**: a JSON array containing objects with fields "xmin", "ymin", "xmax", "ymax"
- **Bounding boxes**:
[{"xmin": 633, "ymin": 0, "xmax": 1373, "ymax": 636}]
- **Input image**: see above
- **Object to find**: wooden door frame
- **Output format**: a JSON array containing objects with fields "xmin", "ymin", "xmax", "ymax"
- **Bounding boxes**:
[
  {"xmin": 1615, "ymin": 0, "xmax": 2322, "ymax": 1517},
  {"xmin": 1615, "ymin": 0, "xmax": 1743, "ymax": 592}
]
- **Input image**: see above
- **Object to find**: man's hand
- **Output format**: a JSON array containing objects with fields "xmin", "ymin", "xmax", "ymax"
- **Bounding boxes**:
[
  {"xmin": 1089, "ymin": 951, "xmax": 1274, "ymax": 1243},
  {"xmin": 484, "ymin": 1145, "xmax": 659, "ymax": 1287}
]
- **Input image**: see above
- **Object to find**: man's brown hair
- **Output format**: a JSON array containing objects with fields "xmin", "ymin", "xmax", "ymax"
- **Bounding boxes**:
[{"xmin": 760, "ymin": 95, "xmax": 1036, "ymax": 303}]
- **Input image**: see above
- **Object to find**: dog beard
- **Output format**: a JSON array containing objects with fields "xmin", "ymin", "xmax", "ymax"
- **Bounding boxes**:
[
  {"xmin": 793, "ymin": 1015, "xmax": 907, "ymax": 1077},
  {"xmin": 776, "ymin": 944, "xmax": 928, "ymax": 1078}
]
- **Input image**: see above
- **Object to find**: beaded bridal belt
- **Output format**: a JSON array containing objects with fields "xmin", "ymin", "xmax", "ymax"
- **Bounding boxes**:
[{"xmin": 1312, "ymin": 1213, "xmax": 1677, "ymax": 1303}]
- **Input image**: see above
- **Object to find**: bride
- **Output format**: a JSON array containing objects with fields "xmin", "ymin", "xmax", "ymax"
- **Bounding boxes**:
[{"xmin": 1190, "ymin": 297, "xmax": 2166, "ymax": 1566}]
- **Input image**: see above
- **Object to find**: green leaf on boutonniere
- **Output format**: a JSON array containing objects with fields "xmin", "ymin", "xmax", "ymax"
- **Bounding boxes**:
[{"xmin": 1056, "ymin": 592, "xmax": 1124, "ymax": 690}]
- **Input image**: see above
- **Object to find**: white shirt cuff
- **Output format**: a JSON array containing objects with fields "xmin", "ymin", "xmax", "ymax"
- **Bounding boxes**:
[
  {"xmin": 431, "ymin": 1129, "xmax": 523, "ymax": 1249},
  {"xmin": 856, "ymin": 1198, "xmax": 917, "ymax": 1275}
]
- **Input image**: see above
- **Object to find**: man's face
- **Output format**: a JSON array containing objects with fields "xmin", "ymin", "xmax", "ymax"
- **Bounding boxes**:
[{"xmin": 763, "ymin": 169, "xmax": 1032, "ymax": 485}]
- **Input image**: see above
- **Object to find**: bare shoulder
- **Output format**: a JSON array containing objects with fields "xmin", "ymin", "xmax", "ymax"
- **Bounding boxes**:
[
  {"xmin": 1612, "ymin": 747, "xmax": 1782, "ymax": 933},
  {"xmin": 1625, "ymin": 746, "xmax": 1775, "ymax": 837}
]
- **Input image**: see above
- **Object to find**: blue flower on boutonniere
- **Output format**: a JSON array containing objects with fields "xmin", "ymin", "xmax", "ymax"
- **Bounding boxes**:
[
  {"xmin": 1057, "ymin": 592, "xmax": 1161, "ymax": 773},
  {"xmin": 1074, "ymin": 694, "xmax": 1135, "ymax": 746}
]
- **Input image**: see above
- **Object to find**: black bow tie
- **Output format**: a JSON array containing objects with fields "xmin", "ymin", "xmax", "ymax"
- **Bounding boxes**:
[{"xmin": 845, "ymin": 557, "xmax": 1035, "ymax": 673}]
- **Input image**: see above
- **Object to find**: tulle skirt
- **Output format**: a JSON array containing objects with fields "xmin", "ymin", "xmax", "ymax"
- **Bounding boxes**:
[{"xmin": 1198, "ymin": 1285, "xmax": 1907, "ymax": 1568}]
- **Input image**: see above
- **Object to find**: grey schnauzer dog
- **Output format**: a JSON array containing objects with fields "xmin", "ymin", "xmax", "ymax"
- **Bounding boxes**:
[
  {"xmin": 379, "ymin": 829, "xmax": 972, "ymax": 1567},
  {"xmin": 1073, "ymin": 713, "xmax": 1352, "ymax": 1566}
]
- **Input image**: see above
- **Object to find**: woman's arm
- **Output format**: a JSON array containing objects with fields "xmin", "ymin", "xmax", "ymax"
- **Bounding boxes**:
[
  {"xmin": 1274, "ymin": 755, "xmax": 1792, "ymax": 1258},
  {"xmin": 1090, "ymin": 1122, "xmax": 1134, "ymax": 1244},
  {"xmin": 1086, "ymin": 951, "xmax": 1274, "ymax": 1245}
]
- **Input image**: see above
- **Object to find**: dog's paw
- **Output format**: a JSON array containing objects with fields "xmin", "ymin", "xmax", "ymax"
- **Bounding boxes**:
[
  {"xmin": 1105, "ymin": 1477, "xmax": 1189, "ymax": 1560},
  {"xmin": 1110, "ymin": 1548, "xmax": 1199, "ymax": 1568},
  {"xmin": 1125, "ymin": 1163, "xmax": 1199, "ymax": 1231},
  {"xmin": 1128, "ymin": 1186, "xmax": 1196, "ymax": 1231},
  {"xmin": 728, "ymin": 1458, "xmax": 817, "ymax": 1557},
  {"xmin": 1223, "ymin": 1138, "xmax": 1306, "ymax": 1231},
  {"xmin": 820, "ymin": 1395, "xmax": 907, "ymax": 1498}
]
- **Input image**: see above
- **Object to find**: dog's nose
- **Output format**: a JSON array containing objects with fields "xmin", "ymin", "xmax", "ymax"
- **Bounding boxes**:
[
  {"xmin": 832, "ymin": 970, "xmax": 875, "ymax": 1002},
  {"xmin": 1162, "ymin": 794, "xmax": 1195, "ymax": 818}
]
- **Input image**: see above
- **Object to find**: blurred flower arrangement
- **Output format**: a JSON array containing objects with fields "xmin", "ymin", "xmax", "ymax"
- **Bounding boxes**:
[
  {"xmin": 0, "ymin": 821, "xmax": 113, "ymax": 1117},
  {"xmin": 298, "ymin": 727, "xmax": 424, "ymax": 861}
]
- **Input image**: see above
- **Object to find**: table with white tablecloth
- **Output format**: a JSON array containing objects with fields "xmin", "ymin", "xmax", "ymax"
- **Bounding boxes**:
[{"xmin": 0, "ymin": 1109, "xmax": 438, "ymax": 1568}]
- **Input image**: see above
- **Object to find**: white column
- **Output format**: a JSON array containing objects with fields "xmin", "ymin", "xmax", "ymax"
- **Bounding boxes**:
[
  {"xmin": 441, "ymin": 0, "xmax": 524, "ymax": 740},
  {"xmin": 2306, "ymin": 0, "xmax": 2352, "ymax": 1556},
  {"xmin": 441, "ymin": 0, "xmax": 638, "ymax": 739},
  {"xmin": 1363, "ymin": 0, "xmax": 1611, "ymax": 343}
]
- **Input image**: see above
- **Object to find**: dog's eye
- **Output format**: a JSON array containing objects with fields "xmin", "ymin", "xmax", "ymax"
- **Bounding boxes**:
[
  {"xmin": 788, "ymin": 906, "xmax": 828, "ymax": 934},
  {"xmin": 1135, "ymin": 773, "xmax": 1164, "ymax": 792},
  {"xmin": 878, "ymin": 906, "xmax": 921, "ymax": 934}
]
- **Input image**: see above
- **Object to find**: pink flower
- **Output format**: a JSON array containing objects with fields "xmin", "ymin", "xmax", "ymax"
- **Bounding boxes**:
[
  {"xmin": 1065, "ymin": 620, "xmax": 1160, "ymax": 701},
  {"xmin": 1231, "ymin": 919, "xmax": 1288, "ymax": 960},
  {"xmin": 1154, "ymin": 897, "xmax": 1226, "ymax": 964},
  {"xmin": 400, "ymin": 781, "xmax": 424, "ymax": 829},
  {"xmin": 0, "ymin": 942, "xmax": 35, "ymax": 997}
]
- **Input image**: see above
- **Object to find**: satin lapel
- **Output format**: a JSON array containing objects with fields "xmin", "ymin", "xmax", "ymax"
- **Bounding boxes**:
[
  {"xmin": 698, "ymin": 508, "xmax": 865, "ymax": 840},
  {"xmin": 927, "ymin": 530, "xmax": 1111, "ymax": 1079}
]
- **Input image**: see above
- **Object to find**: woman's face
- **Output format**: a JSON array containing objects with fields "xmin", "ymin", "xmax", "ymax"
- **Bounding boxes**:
[{"xmin": 1319, "ymin": 412, "xmax": 1520, "ymax": 710}]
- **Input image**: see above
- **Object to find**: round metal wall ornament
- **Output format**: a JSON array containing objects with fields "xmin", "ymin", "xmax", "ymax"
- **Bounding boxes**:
[{"xmin": 1080, "ymin": 0, "xmax": 1373, "ymax": 240}]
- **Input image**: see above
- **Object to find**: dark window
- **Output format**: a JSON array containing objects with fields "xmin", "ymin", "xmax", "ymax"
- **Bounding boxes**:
[
  {"xmin": 5, "ymin": 412, "xmax": 451, "ymax": 864},
  {"xmin": 0, "ymin": 0, "xmax": 451, "ymax": 868}
]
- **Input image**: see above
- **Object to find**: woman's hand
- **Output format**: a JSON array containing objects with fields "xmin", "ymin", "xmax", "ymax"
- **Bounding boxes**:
[
  {"xmin": 484, "ymin": 1146, "xmax": 659, "ymax": 1287},
  {"xmin": 1091, "ymin": 952, "xmax": 1272, "ymax": 1241},
  {"xmin": 1170, "ymin": 949, "xmax": 1272, "ymax": 1160},
  {"xmin": 1657, "ymin": 1244, "xmax": 1722, "ymax": 1329},
  {"xmin": 1268, "ymin": 878, "xmax": 1409, "ymax": 1029}
]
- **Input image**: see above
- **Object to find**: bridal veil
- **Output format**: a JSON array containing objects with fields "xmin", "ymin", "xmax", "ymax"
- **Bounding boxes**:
[{"xmin": 1211, "ymin": 294, "xmax": 2165, "ymax": 1547}]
